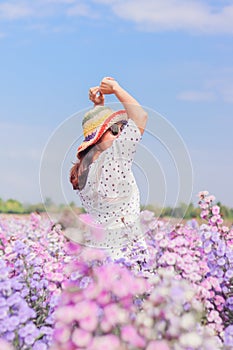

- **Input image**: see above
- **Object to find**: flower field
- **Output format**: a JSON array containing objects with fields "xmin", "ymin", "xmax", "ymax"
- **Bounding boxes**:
[{"xmin": 0, "ymin": 192, "xmax": 233, "ymax": 350}]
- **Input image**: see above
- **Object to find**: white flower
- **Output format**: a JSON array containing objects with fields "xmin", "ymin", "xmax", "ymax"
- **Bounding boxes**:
[
  {"xmin": 198, "ymin": 190, "xmax": 209, "ymax": 197},
  {"xmin": 5, "ymin": 246, "xmax": 12, "ymax": 254},
  {"xmin": 180, "ymin": 314, "xmax": 196, "ymax": 330},
  {"xmin": 180, "ymin": 332, "xmax": 202, "ymax": 348}
]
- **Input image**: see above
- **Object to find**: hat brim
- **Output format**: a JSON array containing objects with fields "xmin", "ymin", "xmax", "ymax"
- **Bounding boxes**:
[{"xmin": 77, "ymin": 109, "xmax": 128, "ymax": 159}]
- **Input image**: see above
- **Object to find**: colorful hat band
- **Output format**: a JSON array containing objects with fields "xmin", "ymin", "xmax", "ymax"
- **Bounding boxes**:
[{"xmin": 77, "ymin": 106, "xmax": 128, "ymax": 158}]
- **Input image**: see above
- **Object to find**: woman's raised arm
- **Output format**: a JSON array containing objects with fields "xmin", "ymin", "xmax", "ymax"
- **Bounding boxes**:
[{"xmin": 99, "ymin": 77, "xmax": 148, "ymax": 135}]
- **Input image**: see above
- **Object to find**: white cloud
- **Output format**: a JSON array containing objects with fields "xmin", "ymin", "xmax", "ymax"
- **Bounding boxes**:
[
  {"xmin": 0, "ymin": 2, "xmax": 33, "ymax": 20},
  {"xmin": 177, "ymin": 67, "xmax": 233, "ymax": 103},
  {"xmin": 94, "ymin": 0, "xmax": 233, "ymax": 34},
  {"xmin": 66, "ymin": 3, "xmax": 99, "ymax": 18},
  {"xmin": 205, "ymin": 75, "xmax": 233, "ymax": 103},
  {"xmin": 0, "ymin": 0, "xmax": 99, "ymax": 21},
  {"xmin": 1, "ymin": 0, "xmax": 233, "ymax": 34},
  {"xmin": 177, "ymin": 90, "xmax": 215, "ymax": 102}
]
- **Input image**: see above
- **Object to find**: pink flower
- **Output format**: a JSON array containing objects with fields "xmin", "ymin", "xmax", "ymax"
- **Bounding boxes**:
[
  {"xmin": 212, "ymin": 205, "xmax": 220, "ymax": 215},
  {"xmin": 80, "ymin": 247, "xmax": 107, "ymax": 261},
  {"xmin": 74, "ymin": 301, "xmax": 98, "ymax": 321},
  {"xmin": 159, "ymin": 239, "xmax": 169, "ymax": 248},
  {"xmin": 65, "ymin": 241, "xmax": 82, "ymax": 255},
  {"xmin": 188, "ymin": 272, "xmax": 202, "ymax": 282},
  {"xmin": 176, "ymin": 247, "xmax": 187, "ymax": 255},
  {"xmin": 79, "ymin": 314, "xmax": 98, "ymax": 332},
  {"xmin": 146, "ymin": 340, "xmax": 171, "ymax": 350},
  {"xmin": 104, "ymin": 303, "xmax": 127, "ymax": 325},
  {"xmin": 80, "ymin": 213, "xmax": 106, "ymax": 241},
  {"xmin": 183, "ymin": 264, "xmax": 195, "ymax": 274},
  {"xmin": 198, "ymin": 190, "xmax": 209, "ymax": 198},
  {"xmin": 148, "ymin": 220, "xmax": 158, "ymax": 230},
  {"xmin": 200, "ymin": 203, "xmax": 209, "ymax": 210},
  {"xmin": 72, "ymin": 328, "xmax": 92, "ymax": 347},
  {"xmin": 201, "ymin": 210, "xmax": 209, "ymax": 219},
  {"xmin": 121, "ymin": 325, "xmax": 146, "ymax": 348},
  {"xmin": 201, "ymin": 279, "xmax": 211, "ymax": 290},
  {"xmin": 208, "ymin": 310, "xmax": 220, "ymax": 322},
  {"xmin": 53, "ymin": 272, "xmax": 64, "ymax": 282},
  {"xmin": 53, "ymin": 326, "xmax": 71, "ymax": 343},
  {"xmin": 182, "ymin": 254, "xmax": 194, "ymax": 264},
  {"xmin": 48, "ymin": 283, "xmax": 57, "ymax": 292},
  {"xmin": 214, "ymin": 295, "xmax": 225, "ymax": 306},
  {"xmin": 217, "ymin": 217, "xmax": 223, "ymax": 225},
  {"xmin": 163, "ymin": 252, "xmax": 177, "ymax": 265},
  {"xmin": 140, "ymin": 210, "xmax": 155, "ymax": 222},
  {"xmin": 96, "ymin": 290, "xmax": 111, "ymax": 306},
  {"xmin": 0, "ymin": 339, "xmax": 13, "ymax": 350},
  {"xmin": 154, "ymin": 232, "xmax": 164, "ymax": 241},
  {"xmin": 84, "ymin": 281, "xmax": 102, "ymax": 299},
  {"xmin": 55, "ymin": 306, "xmax": 76, "ymax": 323},
  {"xmin": 87, "ymin": 335, "xmax": 121, "ymax": 350},
  {"xmin": 209, "ymin": 277, "xmax": 221, "ymax": 292},
  {"xmin": 207, "ymin": 195, "xmax": 216, "ymax": 202}
]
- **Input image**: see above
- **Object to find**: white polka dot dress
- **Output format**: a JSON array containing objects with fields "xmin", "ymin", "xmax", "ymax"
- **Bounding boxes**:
[{"xmin": 77, "ymin": 119, "xmax": 148, "ymax": 259}]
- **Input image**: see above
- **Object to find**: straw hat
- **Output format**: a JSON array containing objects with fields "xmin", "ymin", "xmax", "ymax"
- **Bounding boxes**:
[{"xmin": 77, "ymin": 105, "xmax": 128, "ymax": 159}]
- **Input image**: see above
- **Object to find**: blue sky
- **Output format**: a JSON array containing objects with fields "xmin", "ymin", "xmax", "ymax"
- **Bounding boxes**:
[{"xmin": 0, "ymin": 0, "xmax": 233, "ymax": 208}]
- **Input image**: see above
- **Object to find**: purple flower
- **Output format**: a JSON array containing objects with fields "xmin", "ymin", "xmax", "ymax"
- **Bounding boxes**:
[
  {"xmin": 32, "ymin": 341, "xmax": 47, "ymax": 350},
  {"xmin": 40, "ymin": 326, "xmax": 53, "ymax": 335},
  {"xmin": 11, "ymin": 280, "xmax": 23, "ymax": 291},
  {"xmin": 30, "ymin": 280, "xmax": 39, "ymax": 289},
  {"xmin": 0, "ymin": 297, "xmax": 7, "ymax": 307},
  {"xmin": 203, "ymin": 240, "xmax": 212, "ymax": 253},
  {"xmin": 225, "ymin": 269, "xmax": 233, "ymax": 279},
  {"xmin": 19, "ymin": 322, "xmax": 38, "ymax": 338},
  {"xmin": 0, "ymin": 280, "xmax": 11, "ymax": 294},
  {"xmin": 25, "ymin": 334, "xmax": 36, "ymax": 345},
  {"xmin": 217, "ymin": 257, "xmax": 226, "ymax": 266},
  {"xmin": 0, "ymin": 268, "xmax": 9, "ymax": 280},
  {"xmin": 211, "ymin": 231, "xmax": 220, "ymax": 242},
  {"xmin": 14, "ymin": 240, "xmax": 30, "ymax": 255},
  {"xmin": 0, "ymin": 260, "xmax": 6, "ymax": 269},
  {"xmin": 15, "ymin": 260, "xmax": 24, "ymax": 268},
  {"xmin": 227, "ymin": 297, "xmax": 233, "ymax": 305},
  {"xmin": 6, "ymin": 292, "xmax": 22, "ymax": 306},
  {"xmin": 0, "ymin": 321, "xmax": 8, "ymax": 333},
  {"xmin": 5, "ymin": 331, "xmax": 15, "ymax": 342},
  {"xmin": 21, "ymin": 287, "xmax": 30, "ymax": 297},
  {"xmin": 226, "ymin": 251, "xmax": 233, "ymax": 263},
  {"xmin": 32, "ymin": 273, "xmax": 40, "ymax": 280},
  {"xmin": 216, "ymin": 241, "xmax": 226, "ymax": 257},
  {"xmin": 0, "ymin": 306, "xmax": 9, "ymax": 319},
  {"xmin": 18, "ymin": 304, "xmax": 36, "ymax": 323},
  {"xmin": 7, "ymin": 316, "xmax": 20, "ymax": 331},
  {"xmin": 224, "ymin": 325, "xmax": 233, "ymax": 347},
  {"xmin": 207, "ymin": 252, "xmax": 216, "ymax": 262},
  {"xmin": 80, "ymin": 276, "xmax": 92, "ymax": 289}
]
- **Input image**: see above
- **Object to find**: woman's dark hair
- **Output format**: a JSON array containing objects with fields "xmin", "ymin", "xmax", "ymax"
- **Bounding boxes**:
[{"xmin": 70, "ymin": 145, "xmax": 96, "ymax": 190}]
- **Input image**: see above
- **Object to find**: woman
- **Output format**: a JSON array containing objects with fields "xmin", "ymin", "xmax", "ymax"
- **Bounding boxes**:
[{"xmin": 69, "ymin": 77, "xmax": 148, "ymax": 259}]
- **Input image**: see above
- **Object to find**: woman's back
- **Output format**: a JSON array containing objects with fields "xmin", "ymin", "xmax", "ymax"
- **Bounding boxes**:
[{"xmin": 78, "ymin": 119, "xmax": 145, "ymax": 258}]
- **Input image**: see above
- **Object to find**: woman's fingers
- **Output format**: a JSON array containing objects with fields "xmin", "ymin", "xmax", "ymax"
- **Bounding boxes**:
[{"xmin": 89, "ymin": 86, "xmax": 105, "ymax": 105}]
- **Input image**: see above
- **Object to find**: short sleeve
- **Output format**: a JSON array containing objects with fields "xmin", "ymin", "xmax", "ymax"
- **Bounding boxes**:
[{"xmin": 110, "ymin": 119, "xmax": 141, "ymax": 167}]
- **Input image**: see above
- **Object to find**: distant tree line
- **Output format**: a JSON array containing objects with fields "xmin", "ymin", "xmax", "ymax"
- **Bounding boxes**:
[
  {"xmin": 141, "ymin": 201, "xmax": 233, "ymax": 221},
  {"xmin": 0, "ymin": 198, "xmax": 82, "ymax": 215},
  {"xmin": 0, "ymin": 198, "xmax": 45, "ymax": 214},
  {"xmin": 1, "ymin": 197, "xmax": 233, "ymax": 221}
]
